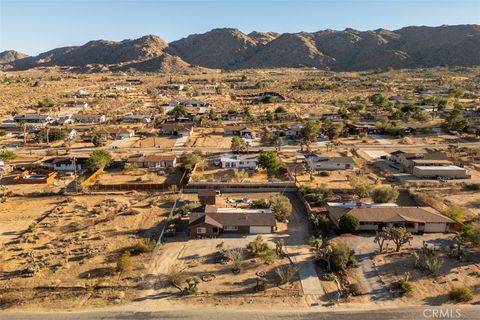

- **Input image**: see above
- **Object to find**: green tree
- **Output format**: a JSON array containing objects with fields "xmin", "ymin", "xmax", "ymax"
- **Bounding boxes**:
[
  {"xmin": 260, "ymin": 95, "xmax": 276, "ymax": 104},
  {"xmin": 269, "ymin": 195, "xmax": 292, "ymax": 222},
  {"xmin": 48, "ymin": 128, "xmax": 67, "ymax": 142},
  {"xmin": 182, "ymin": 154, "xmax": 202, "ymax": 171},
  {"xmin": 339, "ymin": 214, "xmax": 360, "ymax": 233},
  {"xmin": 462, "ymin": 222, "xmax": 480, "ymax": 246},
  {"xmin": 250, "ymin": 199, "xmax": 270, "ymax": 209},
  {"xmin": 258, "ymin": 151, "xmax": 282, "ymax": 171},
  {"xmin": 371, "ymin": 185, "xmax": 399, "ymax": 203},
  {"xmin": 386, "ymin": 227, "xmax": 413, "ymax": 252},
  {"xmin": 442, "ymin": 104, "xmax": 469, "ymax": 132},
  {"xmin": 348, "ymin": 174, "xmax": 374, "ymax": 199},
  {"xmin": 91, "ymin": 134, "xmax": 105, "ymax": 147},
  {"xmin": 230, "ymin": 136, "xmax": 247, "ymax": 153},
  {"xmin": 0, "ymin": 148, "xmax": 17, "ymax": 161},
  {"xmin": 274, "ymin": 105, "xmax": 287, "ymax": 113},
  {"xmin": 330, "ymin": 243, "xmax": 357, "ymax": 272},
  {"xmin": 301, "ymin": 120, "xmax": 321, "ymax": 151},
  {"xmin": 86, "ymin": 149, "xmax": 113, "ymax": 171},
  {"xmin": 170, "ymin": 105, "xmax": 188, "ymax": 116}
]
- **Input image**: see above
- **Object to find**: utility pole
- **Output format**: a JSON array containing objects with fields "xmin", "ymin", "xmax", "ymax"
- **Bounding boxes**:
[{"xmin": 73, "ymin": 156, "xmax": 78, "ymax": 193}]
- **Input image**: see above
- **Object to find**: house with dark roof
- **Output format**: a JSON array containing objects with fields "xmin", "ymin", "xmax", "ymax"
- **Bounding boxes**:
[
  {"xmin": 389, "ymin": 150, "xmax": 456, "ymax": 175},
  {"xmin": 305, "ymin": 154, "xmax": 355, "ymax": 171},
  {"xmin": 42, "ymin": 156, "xmax": 88, "ymax": 172},
  {"xmin": 188, "ymin": 205, "xmax": 276, "ymax": 237},
  {"xmin": 326, "ymin": 204, "xmax": 456, "ymax": 233},
  {"xmin": 95, "ymin": 128, "xmax": 134, "ymax": 140}
]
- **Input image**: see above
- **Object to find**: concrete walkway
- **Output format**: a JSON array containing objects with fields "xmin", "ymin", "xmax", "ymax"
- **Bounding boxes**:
[{"xmin": 174, "ymin": 136, "xmax": 188, "ymax": 147}]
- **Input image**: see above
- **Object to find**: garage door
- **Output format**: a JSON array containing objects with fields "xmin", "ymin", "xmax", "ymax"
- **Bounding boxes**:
[
  {"xmin": 424, "ymin": 223, "xmax": 447, "ymax": 233},
  {"xmin": 249, "ymin": 226, "xmax": 271, "ymax": 234}
]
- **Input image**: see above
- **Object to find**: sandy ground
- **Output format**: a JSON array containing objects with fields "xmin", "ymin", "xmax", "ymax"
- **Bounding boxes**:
[
  {"xmin": 93, "ymin": 168, "xmax": 167, "ymax": 185},
  {"xmin": 190, "ymin": 162, "xmax": 290, "ymax": 183},
  {"xmin": 133, "ymin": 137, "xmax": 177, "ymax": 148}
]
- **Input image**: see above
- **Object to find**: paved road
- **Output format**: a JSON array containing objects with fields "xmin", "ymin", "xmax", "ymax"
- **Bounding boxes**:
[
  {"xmin": 3, "ymin": 306, "xmax": 480, "ymax": 320},
  {"xmin": 7, "ymin": 141, "xmax": 480, "ymax": 157}
]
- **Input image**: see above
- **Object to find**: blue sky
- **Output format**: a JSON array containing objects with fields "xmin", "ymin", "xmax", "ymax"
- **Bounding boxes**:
[{"xmin": 1, "ymin": 0, "xmax": 479, "ymax": 55}]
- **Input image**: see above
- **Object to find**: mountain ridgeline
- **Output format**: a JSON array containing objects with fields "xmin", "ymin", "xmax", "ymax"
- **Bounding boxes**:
[{"xmin": 2, "ymin": 25, "xmax": 480, "ymax": 72}]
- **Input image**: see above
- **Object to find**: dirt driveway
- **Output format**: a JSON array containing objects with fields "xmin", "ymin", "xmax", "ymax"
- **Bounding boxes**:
[{"xmin": 333, "ymin": 233, "xmax": 454, "ymax": 302}]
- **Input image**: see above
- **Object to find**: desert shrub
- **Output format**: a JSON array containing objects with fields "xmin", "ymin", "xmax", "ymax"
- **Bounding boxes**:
[
  {"xmin": 463, "ymin": 222, "xmax": 480, "ymax": 246},
  {"xmin": 330, "ymin": 243, "xmax": 358, "ymax": 272},
  {"xmin": 250, "ymin": 199, "xmax": 270, "ymax": 209},
  {"xmin": 347, "ymin": 283, "xmax": 362, "ymax": 296},
  {"xmin": 269, "ymin": 195, "xmax": 292, "ymax": 222},
  {"xmin": 449, "ymin": 286, "xmax": 473, "ymax": 302},
  {"xmin": 225, "ymin": 248, "xmax": 245, "ymax": 273},
  {"xmin": 122, "ymin": 208, "xmax": 140, "ymax": 216},
  {"xmin": 464, "ymin": 183, "xmax": 480, "ymax": 191},
  {"xmin": 424, "ymin": 255, "xmax": 444, "ymax": 275},
  {"xmin": 247, "ymin": 235, "xmax": 269, "ymax": 254},
  {"xmin": 260, "ymin": 248, "xmax": 279, "ymax": 265},
  {"xmin": 275, "ymin": 265, "xmax": 298, "ymax": 285},
  {"xmin": 371, "ymin": 185, "xmax": 399, "ymax": 203},
  {"xmin": 319, "ymin": 171, "xmax": 330, "ymax": 177},
  {"xmin": 314, "ymin": 214, "xmax": 334, "ymax": 237},
  {"xmin": 116, "ymin": 251, "xmax": 132, "ymax": 273},
  {"xmin": 339, "ymin": 214, "xmax": 359, "ymax": 233},
  {"xmin": 398, "ymin": 279, "xmax": 414, "ymax": 294},
  {"xmin": 167, "ymin": 263, "xmax": 186, "ymax": 290},
  {"xmin": 442, "ymin": 207, "xmax": 465, "ymax": 223},
  {"xmin": 134, "ymin": 239, "xmax": 156, "ymax": 254},
  {"xmin": 320, "ymin": 273, "xmax": 336, "ymax": 281},
  {"xmin": 470, "ymin": 198, "xmax": 480, "ymax": 208}
]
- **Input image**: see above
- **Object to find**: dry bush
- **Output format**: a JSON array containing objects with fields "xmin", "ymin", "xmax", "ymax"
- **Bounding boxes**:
[
  {"xmin": 166, "ymin": 263, "xmax": 187, "ymax": 291},
  {"xmin": 116, "ymin": 251, "xmax": 132, "ymax": 273},
  {"xmin": 275, "ymin": 264, "xmax": 298, "ymax": 285}
]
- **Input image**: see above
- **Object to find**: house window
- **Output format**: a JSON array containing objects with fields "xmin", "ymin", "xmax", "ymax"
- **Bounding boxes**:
[
  {"xmin": 224, "ymin": 226, "xmax": 238, "ymax": 231},
  {"xmin": 197, "ymin": 227, "xmax": 206, "ymax": 234}
]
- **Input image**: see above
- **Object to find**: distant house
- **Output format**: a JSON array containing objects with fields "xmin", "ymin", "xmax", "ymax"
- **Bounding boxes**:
[
  {"xmin": 327, "ymin": 204, "xmax": 456, "ymax": 233},
  {"xmin": 412, "ymin": 166, "xmax": 469, "ymax": 179},
  {"xmin": 73, "ymin": 114, "xmax": 106, "ymax": 124},
  {"xmin": 169, "ymin": 99, "xmax": 206, "ymax": 108},
  {"xmin": 347, "ymin": 123, "xmax": 377, "ymax": 134},
  {"xmin": 159, "ymin": 123, "xmax": 193, "ymax": 136},
  {"xmin": 234, "ymin": 83, "xmax": 258, "ymax": 90},
  {"xmin": 188, "ymin": 205, "xmax": 276, "ymax": 237},
  {"xmin": 224, "ymin": 125, "xmax": 253, "ymax": 137},
  {"xmin": 125, "ymin": 79, "xmax": 143, "ymax": 85},
  {"xmin": 222, "ymin": 113, "xmax": 247, "ymax": 121},
  {"xmin": 157, "ymin": 84, "xmax": 185, "ymax": 92},
  {"xmin": 127, "ymin": 154, "xmax": 176, "ymax": 169},
  {"xmin": 43, "ymin": 156, "xmax": 87, "ymax": 172},
  {"xmin": 285, "ymin": 125, "xmax": 303, "ymax": 139},
  {"xmin": 13, "ymin": 114, "xmax": 52, "ymax": 125},
  {"xmin": 218, "ymin": 154, "xmax": 258, "ymax": 169},
  {"xmin": 74, "ymin": 90, "xmax": 90, "ymax": 98},
  {"xmin": 52, "ymin": 114, "xmax": 74, "ymax": 126},
  {"xmin": 122, "ymin": 114, "xmax": 152, "ymax": 124},
  {"xmin": 390, "ymin": 151, "xmax": 452, "ymax": 173},
  {"xmin": 65, "ymin": 101, "xmax": 89, "ymax": 109},
  {"xmin": 96, "ymin": 128, "xmax": 134, "ymax": 140},
  {"xmin": 305, "ymin": 154, "xmax": 354, "ymax": 171}
]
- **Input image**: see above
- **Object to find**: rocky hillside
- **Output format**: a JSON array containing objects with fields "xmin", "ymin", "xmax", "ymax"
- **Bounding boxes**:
[
  {"xmin": 2, "ymin": 25, "xmax": 479, "ymax": 72},
  {"xmin": 0, "ymin": 50, "xmax": 29, "ymax": 64}
]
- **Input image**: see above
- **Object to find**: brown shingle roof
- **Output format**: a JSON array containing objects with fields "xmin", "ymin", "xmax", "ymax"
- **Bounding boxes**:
[
  {"xmin": 189, "ymin": 211, "xmax": 276, "ymax": 228},
  {"xmin": 327, "ymin": 206, "xmax": 455, "ymax": 227},
  {"xmin": 127, "ymin": 154, "xmax": 175, "ymax": 163}
]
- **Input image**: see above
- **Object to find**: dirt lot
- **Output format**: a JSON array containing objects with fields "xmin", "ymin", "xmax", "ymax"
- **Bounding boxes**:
[
  {"xmin": 133, "ymin": 136, "xmax": 177, "ymax": 148},
  {"xmin": 185, "ymin": 128, "xmax": 232, "ymax": 148},
  {"xmin": 190, "ymin": 161, "xmax": 290, "ymax": 183},
  {"xmin": 0, "ymin": 193, "xmax": 174, "ymax": 309},
  {"xmin": 92, "ymin": 168, "xmax": 168, "ymax": 185}
]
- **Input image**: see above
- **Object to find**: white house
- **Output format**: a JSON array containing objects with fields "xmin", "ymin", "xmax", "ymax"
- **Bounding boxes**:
[
  {"xmin": 218, "ymin": 154, "xmax": 258, "ymax": 169},
  {"xmin": 305, "ymin": 154, "xmax": 355, "ymax": 171}
]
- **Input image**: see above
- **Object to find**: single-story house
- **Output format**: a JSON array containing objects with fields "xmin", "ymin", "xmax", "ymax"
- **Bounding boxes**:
[
  {"xmin": 13, "ymin": 114, "xmax": 53, "ymax": 124},
  {"xmin": 43, "ymin": 156, "xmax": 87, "ymax": 172},
  {"xmin": 224, "ymin": 125, "xmax": 253, "ymax": 137},
  {"xmin": 122, "ymin": 114, "xmax": 152, "ymax": 124},
  {"xmin": 285, "ymin": 125, "xmax": 303, "ymax": 139},
  {"xmin": 74, "ymin": 90, "xmax": 90, "ymax": 98},
  {"xmin": 73, "ymin": 114, "xmax": 106, "ymax": 123},
  {"xmin": 347, "ymin": 123, "xmax": 378, "ymax": 134},
  {"xmin": 126, "ymin": 154, "xmax": 176, "ymax": 169},
  {"xmin": 412, "ymin": 165, "xmax": 469, "ymax": 179},
  {"xmin": 157, "ymin": 84, "xmax": 185, "ymax": 92},
  {"xmin": 188, "ymin": 205, "xmax": 276, "ymax": 237},
  {"xmin": 96, "ymin": 128, "xmax": 134, "ymax": 140},
  {"xmin": 160, "ymin": 123, "xmax": 194, "ymax": 136},
  {"xmin": 65, "ymin": 101, "xmax": 89, "ymax": 109},
  {"xmin": 218, "ymin": 154, "xmax": 258, "ymax": 169},
  {"xmin": 169, "ymin": 99, "xmax": 206, "ymax": 108},
  {"xmin": 390, "ymin": 151, "xmax": 452, "ymax": 172},
  {"xmin": 327, "ymin": 204, "xmax": 456, "ymax": 233},
  {"xmin": 305, "ymin": 154, "xmax": 355, "ymax": 171}
]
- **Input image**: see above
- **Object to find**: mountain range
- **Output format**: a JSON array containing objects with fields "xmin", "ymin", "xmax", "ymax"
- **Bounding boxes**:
[{"xmin": 1, "ymin": 25, "xmax": 479, "ymax": 72}]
